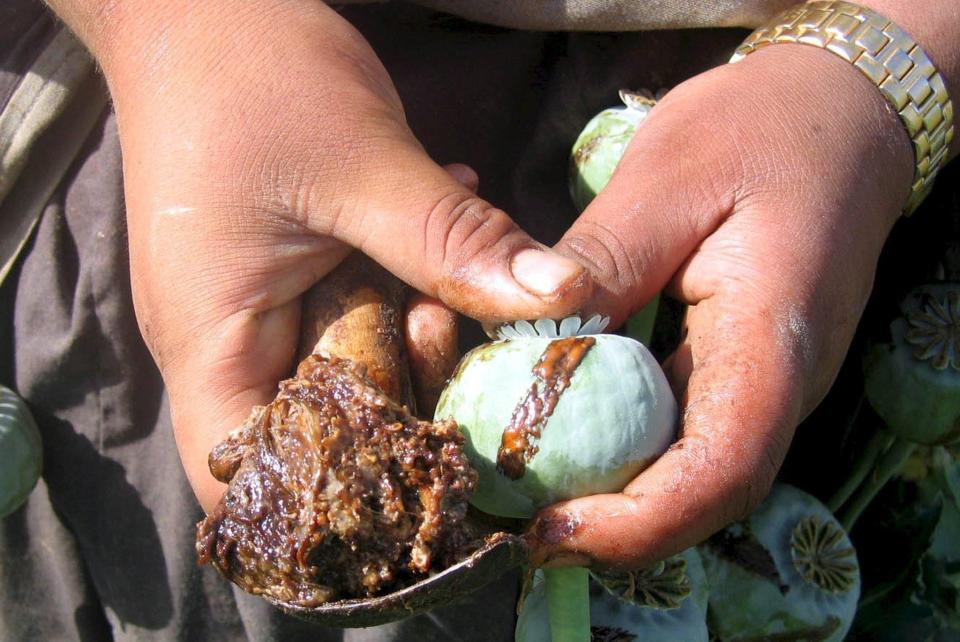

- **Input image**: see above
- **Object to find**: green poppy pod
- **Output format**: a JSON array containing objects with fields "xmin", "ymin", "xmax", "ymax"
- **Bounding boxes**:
[
  {"xmin": 569, "ymin": 89, "xmax": 656, "ymax": 213},
  {"xmin": 435, "ymin": 316, "xmax": 677, "ymax": 518},
  {"xmin": 1, "ymin": 385, "xmax": 42, "ymax": 518},
  {"xmin": 863, "ymin": 283, "xmax": 960, "ymax": 445}
]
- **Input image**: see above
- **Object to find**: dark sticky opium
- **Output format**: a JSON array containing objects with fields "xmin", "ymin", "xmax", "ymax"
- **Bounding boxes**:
[{"xmin": 497, "ymin": 336, "xmax": 597, "ymax": 479}]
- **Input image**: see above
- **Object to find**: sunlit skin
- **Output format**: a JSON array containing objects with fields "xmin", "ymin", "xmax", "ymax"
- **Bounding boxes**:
[{"xmin": 47, "ymin": 0, "xmax": 960, "ymax": 573}]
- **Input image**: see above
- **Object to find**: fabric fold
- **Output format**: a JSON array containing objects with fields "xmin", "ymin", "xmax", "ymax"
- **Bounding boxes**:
[{"xmin": 0, "ymin": 27, "xmax": 101, "ymax": 286}]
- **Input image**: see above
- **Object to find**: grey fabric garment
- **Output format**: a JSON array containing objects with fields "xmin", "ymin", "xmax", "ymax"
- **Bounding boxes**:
[
  {"xmin": 339, "ymin": 0, "xmax": 796, "ymax": 30},
  {"xmin": 0, "ymin": 0, "xmax": 743, "ymax": 639},
  {"xmin": 0, "ymin": 7, "xmax": 98, "ymax": 286}
]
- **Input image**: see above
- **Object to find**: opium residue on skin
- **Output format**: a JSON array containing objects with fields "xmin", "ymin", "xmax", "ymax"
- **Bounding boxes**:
[{"xmin": 496, "ymin": 336, "xmax": 595, "ymax": 479}]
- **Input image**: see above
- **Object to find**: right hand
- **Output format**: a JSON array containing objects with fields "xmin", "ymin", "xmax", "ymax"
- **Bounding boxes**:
[{"xmin": 56, "ymin": 0, "xmax": 592, "ymax": 510}]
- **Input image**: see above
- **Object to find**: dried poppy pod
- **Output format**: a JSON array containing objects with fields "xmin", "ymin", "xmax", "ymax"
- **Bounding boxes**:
[{"xmin": 699, "ymin": 484, "xmax": 860, "ymax": 642}]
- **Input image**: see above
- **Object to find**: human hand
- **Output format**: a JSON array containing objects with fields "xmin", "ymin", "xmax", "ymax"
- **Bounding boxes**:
[
  {"xmin": 49, "ymin": 0, "xmax": 592, "ymax": 511},
  {"xmin": 527, "ymin": 43, "xmax": 918, "ymax": 568}
]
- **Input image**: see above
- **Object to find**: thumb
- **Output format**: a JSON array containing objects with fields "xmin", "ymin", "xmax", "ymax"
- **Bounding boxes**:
[
  {"xmin": 554, "ymin": 97, "xmax": 734, "ymax": 325},
  {"xmin": 326, "ymin": 144, "xmax": 592, "ymax": 322}
]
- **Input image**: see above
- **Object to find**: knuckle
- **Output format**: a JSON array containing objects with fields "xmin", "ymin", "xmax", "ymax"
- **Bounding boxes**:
[
  {"xmin": 561, "ymin": 219, "xmax": 639, "ymax": 298},
  {"xmin": 423, "ymin": 193, "xmax": 519, "ymax": 277}
]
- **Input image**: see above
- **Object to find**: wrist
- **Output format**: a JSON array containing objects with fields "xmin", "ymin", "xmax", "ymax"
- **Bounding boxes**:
[
  {"xmin": 855, "ymin": 0, "xmax": 960, "ymax": 158},
  {"xmin": 46, "ymin": 0, "xmax": 327, "ymax": 99},
  {"xmin": 47, "ymin": 0, "xmax": 229, "ymax": 71},
  {"xmin": 732, "ymin": 1, "xmax": 955, "ymax": 215},
  {"xmin": 727, "ymin": 43, "xmax": 914, "ymax": 229}
]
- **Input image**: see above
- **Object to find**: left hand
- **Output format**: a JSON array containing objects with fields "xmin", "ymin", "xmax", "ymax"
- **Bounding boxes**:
[
  {"xmin": 526, "ymin": 43, "xmax": 916, "ymax": 568},
  {"xmin": 48, "ymin": 0, "xmax": 594, "ymax": 512}
]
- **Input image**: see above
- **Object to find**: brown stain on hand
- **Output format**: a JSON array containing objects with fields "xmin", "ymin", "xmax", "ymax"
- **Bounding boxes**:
[{"xmin": 525, "ymin": 511, "xmax": 594, "ymax": 568}]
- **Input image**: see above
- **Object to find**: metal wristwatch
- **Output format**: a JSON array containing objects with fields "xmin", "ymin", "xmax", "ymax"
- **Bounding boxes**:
[{"xmin": 731, "ymin": 1, "xmax": 954, "ymax": 215}]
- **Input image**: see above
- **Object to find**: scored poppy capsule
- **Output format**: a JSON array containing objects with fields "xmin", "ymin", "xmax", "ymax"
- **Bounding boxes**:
[{"xmin": 434, "ymin": 314, "xmax": 677, "ymax": 519}]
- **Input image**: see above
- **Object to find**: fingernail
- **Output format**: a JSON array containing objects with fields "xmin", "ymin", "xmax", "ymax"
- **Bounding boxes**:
[{"xmin": 510, "ymin": 249, "xmax": 584, "ymax": 297}]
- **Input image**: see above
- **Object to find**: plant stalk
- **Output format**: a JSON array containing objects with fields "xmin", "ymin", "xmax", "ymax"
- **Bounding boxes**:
[
  {"xmin": 828, "ymin": 428, "xmax": 895, "ymax": 513},
  {"xmin": 556, "ymin": 97, "xmax": 654, "ymax": 642},
  {"xmin": 839, "ymin": 436, "xmax": 917, "ymax": 532},
  {"xmin": 544, "ymin": 567, "xmax": 590, "ymax": 642}
]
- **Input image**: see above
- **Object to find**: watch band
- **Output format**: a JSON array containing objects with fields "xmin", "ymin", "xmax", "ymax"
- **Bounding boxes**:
[{"xmin": 731, "ymin": 1, "xmax": 954, "ymax": 215}]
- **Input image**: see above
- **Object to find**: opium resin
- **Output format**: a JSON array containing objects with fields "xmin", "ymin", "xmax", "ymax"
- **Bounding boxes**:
[{"xmin": 196, "ymin": 354, "xmax": 477, "ymax": 606}]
